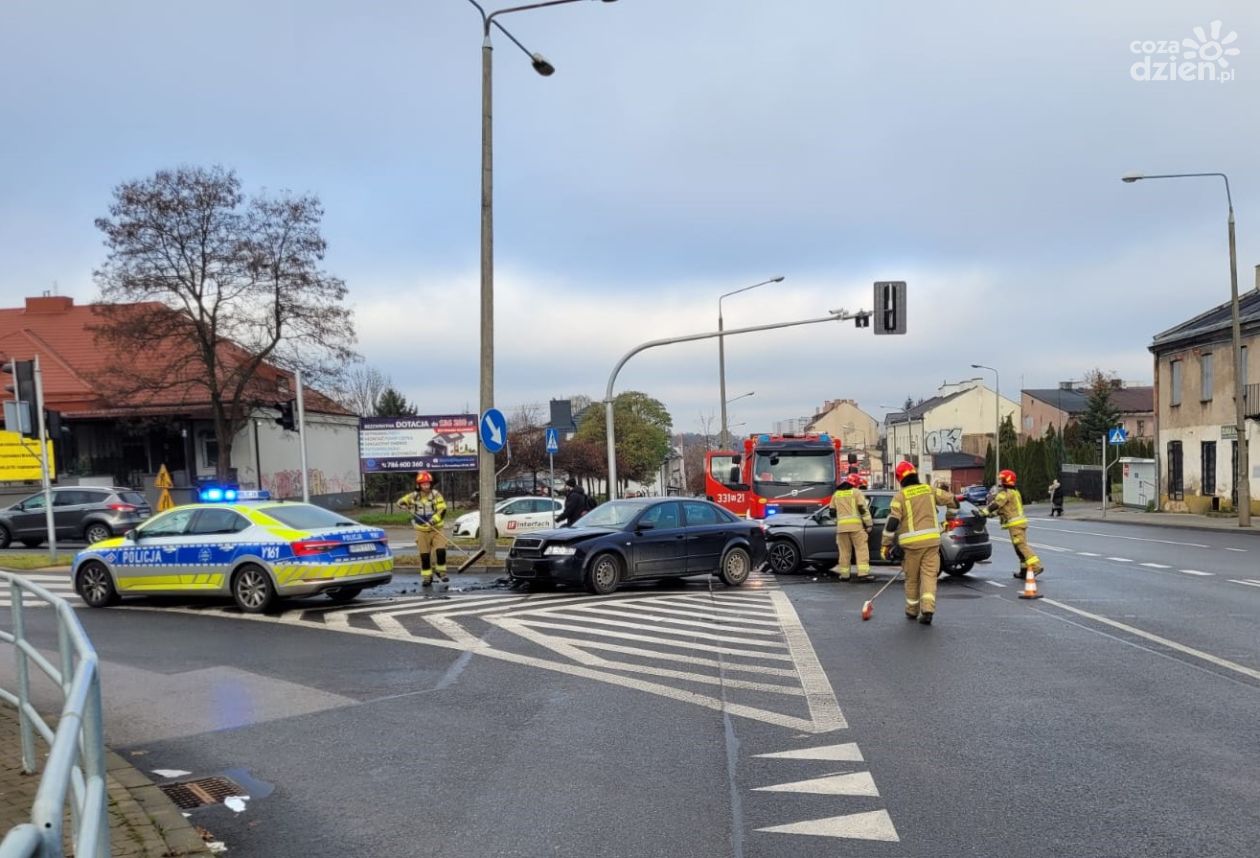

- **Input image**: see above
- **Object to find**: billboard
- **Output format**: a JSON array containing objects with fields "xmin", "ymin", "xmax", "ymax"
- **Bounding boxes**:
[
  {"xmin": 358, "ymin": 415, "xmax": 479, "ymax": 473},
  {"xmin": 0, "ymin": 430, "xmax": 55, "ymax": 481}
]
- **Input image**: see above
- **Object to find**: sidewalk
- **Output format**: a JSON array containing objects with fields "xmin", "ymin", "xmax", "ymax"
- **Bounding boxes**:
[
  {"xmin": 1, "ymin": 705, "xmax": 210, "ymax": 856},
  {"xmin": 1025, "ymin": 502, "xmax": 1260, "ymax": 535}
]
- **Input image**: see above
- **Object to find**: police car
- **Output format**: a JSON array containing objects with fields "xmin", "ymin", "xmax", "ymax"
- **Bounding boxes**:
[{"xmin": 71, "ymin": 492, "xmax": 393, "ymax": 613}]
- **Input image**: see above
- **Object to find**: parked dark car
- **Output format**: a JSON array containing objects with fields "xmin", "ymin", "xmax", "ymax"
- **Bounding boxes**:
[
  {"xmin": 506, "ymin": 498, "xmax": 767, "ymax": 594},
  {"xmin": 0, "ymin": 486, "xmax": 152, "ymax": 548},
  {"xmin": 763, "ymin": 490, "xmax": 991, "ymax": 577}
]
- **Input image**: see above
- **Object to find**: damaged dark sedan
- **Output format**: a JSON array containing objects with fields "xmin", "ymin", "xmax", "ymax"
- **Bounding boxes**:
[{"xmin": 506, "ymin": 497, "xmax": 767, "ymax": 595}]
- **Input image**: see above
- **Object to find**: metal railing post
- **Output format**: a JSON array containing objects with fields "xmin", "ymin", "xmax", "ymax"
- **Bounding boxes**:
[{"xmin": 11, "ymin": 582, "xmax": 37, "ymax": 775}]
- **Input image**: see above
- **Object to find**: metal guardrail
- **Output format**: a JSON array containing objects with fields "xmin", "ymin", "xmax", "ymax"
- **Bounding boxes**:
[{"xmin": 0, "ymin": 573, "xmax": 109, "ymax": 858}]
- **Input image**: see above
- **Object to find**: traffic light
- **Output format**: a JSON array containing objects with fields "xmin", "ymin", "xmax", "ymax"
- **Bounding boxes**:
[
  {"xmin": 873, "ymin": 281, "xmax": 907, "ymax": 335},
  {"xmin": 854, "ymin": 312, "xmax": 870, "ymax": 329},
  {"xmin": 3, "ymin": 360, "xmax": 37, "ymax": 438},
  {"xmin": 275, "ymin": 400, "xmax": 297, "ymax": 432}
]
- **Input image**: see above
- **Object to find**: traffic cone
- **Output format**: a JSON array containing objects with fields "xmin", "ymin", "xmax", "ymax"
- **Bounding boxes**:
[{"xmin": 1019, "ymin": 567, "xmax": 1043, "ymax": 600}]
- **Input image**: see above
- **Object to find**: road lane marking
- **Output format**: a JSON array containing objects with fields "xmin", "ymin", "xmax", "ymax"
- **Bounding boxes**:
[
  {"xmin": 1077, "ymin": 552, "xmax": 1101, "ymax": 557},
  {"xmin": 1179, "ymin": 570, "xmax": 1213, "ymax": 576},
  {"xmin": 512, "ymin": 636, "xmax": 798, "ymax": 676},
  {"xmin": 756, "ymin": 743, "xmax": 864, "ymax": 762},
  {"xmin": 1107, "ymin": 557, "xmax": 1133, "ymax": 563},
  {"xmin": 508, "ymin": 619, "xmax": 796, "ymax": 659},
  {"xmin": 1042, "ymin": 599, "xmax": 1260, "ymax": 682},
  {"xmin": 1140, "ymin": 563, "xmax": 1171, "ymax": 569},
  {"xmin": 544, "ymin": 603, "xmax": 784, "ymax": 636},
  {"xmin": 1028, "ymin": 523, "xmax": 1210, "ymax": 548},
  {"xmin": 1027, "ymin": 542, "xmax": 1071, "ymax": 553},
  {"xmin": 1224, "ymin": 547, "xmax": 1248, "ymax": 553},
  {"xmin": 757, "ymin": 810, "xmax": 899, "ymax": 842},
  {"xmin": 1229, "ymin": 580, "xmax": 1260, "ymax": 589},
  {"xmin": 983, "ymin": 581, "xmax": 1007, "ymax": 588},
  {"xmin": 769, "ymin": 590, "xmax": 848, "ymax": 733},
  {"xmin": 754, "ymin": 771, "xmax": 879, "ymax": 796},
  {"xmin": 516, "ymin": 611, "xmax": 789, "ymax": 648}
]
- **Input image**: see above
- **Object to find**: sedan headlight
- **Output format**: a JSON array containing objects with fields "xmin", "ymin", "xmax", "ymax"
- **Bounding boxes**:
[{"xmin": 544, "ymin": 545, "xmax": 577, "ymax": 556}]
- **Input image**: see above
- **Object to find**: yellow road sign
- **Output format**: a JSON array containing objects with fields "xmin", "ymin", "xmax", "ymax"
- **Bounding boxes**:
[
  {"xmin": 0, "ymin": 430, "xmax": 55, "ymax": 482},
  {"xmin": 155, "ymin": 464, "xmax": 174, "ymax": 489},
  {"xmin": 157, "ymin": 488, "xmax": 175, "ymax": 511}
]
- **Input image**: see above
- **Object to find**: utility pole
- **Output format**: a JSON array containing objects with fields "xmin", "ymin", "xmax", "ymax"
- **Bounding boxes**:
[
  {"xmin": 33, "ymin": 356, "xmax": 56, "ymax": 561},
  {"xmin": 295, "ymin": 369, "xmax": 310, "ymax": 503}
]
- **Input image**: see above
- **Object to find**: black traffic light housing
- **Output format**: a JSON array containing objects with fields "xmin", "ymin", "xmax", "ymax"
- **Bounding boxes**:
[
  {"xmin": 275, "ymin": 400, "xmax": 297, "ymax": 432},
  {"xmin": 3, "ymin": 359, "xmax": 37, "ymax": 438},
  {"xmin": 873, "ymin": 281, "xmax": 907, "ymax": 335}
]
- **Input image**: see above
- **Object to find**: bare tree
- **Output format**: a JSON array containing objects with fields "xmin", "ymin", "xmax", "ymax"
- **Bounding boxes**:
[
  {"xmin": 92, "ymin": 165, "xmax": 358, "ymax": 480},
  {"xmin": 339, "ymin": 364, "xmax": 390, "ymax": 417}
]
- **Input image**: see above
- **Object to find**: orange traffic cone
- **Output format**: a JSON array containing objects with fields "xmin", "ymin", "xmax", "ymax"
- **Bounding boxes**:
[{"xmin": 1019, "ymin": 568, "xmax": 1043, "ymax": 600}]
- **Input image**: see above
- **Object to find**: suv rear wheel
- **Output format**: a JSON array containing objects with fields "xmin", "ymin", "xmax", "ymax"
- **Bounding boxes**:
[
  {"xmin": 84, "ymin": 522, "xmax": 112, "ymax": 545},
  {"xmin": 943, "ymin": 559, "xmax": 974, "ymax": 577}
]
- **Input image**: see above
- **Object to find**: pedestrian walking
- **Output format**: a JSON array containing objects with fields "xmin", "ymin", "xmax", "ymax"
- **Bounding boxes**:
[
  {"xmin": 880, "ymin": 461, "xmax": 957, "ymax": 624},
  {"xmin": 829, "ymin": 473, "xmax": 874, "ymax": 581},
  {"xmin": 1049, "ymin": 479, "xmax": 1064, "ymax": 517},
  {"xmin": 398, "ymin": 471, "xmax": 449, "ymax": 587},
  {"xmin": 556, "ymin": 478, "xmax": 595, "ymax": 527},
  {"xmin": 979, "ymin": 469, "xmax": 1043, "ymax": 579}
]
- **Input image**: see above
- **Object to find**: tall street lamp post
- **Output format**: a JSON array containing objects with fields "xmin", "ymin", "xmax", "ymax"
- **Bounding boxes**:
[
  {"xmin": 1122, "ymin": 171, "xmax": 1250, "ymax": 527},
  {"xmin": 971, "ymin": 364, "xmax": 1000, "ymax": 485},
  {"xmin": 465, "ymin": 0, "xmax": 617, "ymax": 557},
  {"xmin": 719, "ymin": 277, "xmax": 783, "ymax": 448}
]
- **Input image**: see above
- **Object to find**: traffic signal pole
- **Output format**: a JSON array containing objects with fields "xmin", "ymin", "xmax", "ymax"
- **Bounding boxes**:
[
  {"xmin": 33, "ymin": 356, "xmax": 56, "ymax": 561},
  {"xmin": 295, "ymin": 369, "xmax": 310, "ymax": 503}
]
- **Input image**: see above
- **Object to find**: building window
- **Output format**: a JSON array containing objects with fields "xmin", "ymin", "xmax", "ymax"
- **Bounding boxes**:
[
  {"xmin": 1242, "ymin": 345, "xmax": 1249, "ymax": 389},
  {"xmin": 1167, "ymin": 441, "xmax": 1183, "ymax": 501},
  {"xmin": 1170, "ymin": 360, "xmax": 1183, "ymax": 406},
  {"xmin": 1137, "ymin": 419, "xmax": 1145, "ymax": 437},
  {"xmin": 1201, "ymin": 441, "xmax": 1216, "ymax": 495},
  {"xmin": 199, "ymin": 433, "xmax": 219, "ymax": 471},
  {"xmin": 1200, "ymin": 352, "xmax": 1213, "ymax": 401}
]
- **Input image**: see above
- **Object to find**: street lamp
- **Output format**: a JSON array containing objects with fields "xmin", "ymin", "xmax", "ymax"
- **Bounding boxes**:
[
  {"xmin": 971, "ymin": 364, "xmax": 1000, "ymax": 486},
  {"xmin": 726, "ymin": 391, "xmax": 755, "ymax": 406},
  {"xmin": 464, "ymin": 0, "xmax": 618, "ymax": 557},
  {"xmin": 1122, "ymin": 171, "xmax": 1250, "ymax": 527},
  {"xmin": 719, "ymin": 277, "xmax": 784, "ymax": 447}
]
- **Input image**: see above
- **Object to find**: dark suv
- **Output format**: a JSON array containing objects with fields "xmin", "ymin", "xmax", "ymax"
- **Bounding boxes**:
[{"xmin": 0, "ymin": 487, "xmax": 152, "ymax": 548}]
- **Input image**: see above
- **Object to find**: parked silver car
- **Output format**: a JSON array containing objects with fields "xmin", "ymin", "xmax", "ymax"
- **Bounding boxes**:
[{"xmin": 0, "ymin": 486, "xmax": 152, "ymax": 548}]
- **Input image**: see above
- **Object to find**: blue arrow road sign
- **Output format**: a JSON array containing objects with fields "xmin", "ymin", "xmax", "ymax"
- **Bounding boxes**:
[
  {"xmin": 1108, "ymin": 427, "xmax": 1128, "ymax": 445},
  {"xmin": 480, "ymin": 408, "xmax": 508, "ymax": 453},
  {"xmin": 545, "ymin": 428, "xmax": 560, "ymax": 454}
]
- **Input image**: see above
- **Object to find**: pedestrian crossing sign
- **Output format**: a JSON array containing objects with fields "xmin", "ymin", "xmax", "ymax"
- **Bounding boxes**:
[{"xmin": 1108, "ymin": 427, "xmax": 1128, "ymax": 445}]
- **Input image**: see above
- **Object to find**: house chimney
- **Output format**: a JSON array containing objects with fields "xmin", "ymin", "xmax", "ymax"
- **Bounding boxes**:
[
  {"xmin": 25, "ymin": 295, "xmax": 74, "ymax": 314},
  {"xmin": 1254, "ymin": 263, "xmax": 1259, "ymax": 293}
]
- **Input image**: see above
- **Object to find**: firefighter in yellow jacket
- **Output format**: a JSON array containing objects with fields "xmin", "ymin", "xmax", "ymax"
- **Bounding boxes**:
[
  {"xmin": 829, "ymin": 474, "xmax": 873, "ymax": 581},
  {"xmin": 880, "ymin": 461, "xmax": 957, "ymax": 624},
  {"xmin": 980, "ymin": 469, "xmax": 1042, "ymax": 580},
  {"xmin": 398, "ymin": 471, "xmax": 448, "ymax": 587}
]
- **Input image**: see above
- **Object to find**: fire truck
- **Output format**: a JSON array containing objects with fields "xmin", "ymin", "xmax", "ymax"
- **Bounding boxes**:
[{"xmin": 704, "ymin": 433, "xmax": 846, "ymax": 519}]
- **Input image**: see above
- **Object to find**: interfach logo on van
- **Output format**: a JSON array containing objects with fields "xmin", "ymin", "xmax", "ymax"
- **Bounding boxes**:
[{"xmin": 1130, "ymin": 21, "xmax": 1240, "ymax": 83}]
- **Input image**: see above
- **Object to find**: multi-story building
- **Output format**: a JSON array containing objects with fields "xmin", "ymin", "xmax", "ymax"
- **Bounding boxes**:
[
  {"xmin": 1149, "ymin": 290, "xmax": 1260, "ymax": 514},
  {"xmin": 885, "ymin": 379, "xmax": 1020, "ymax": 485},
  {"xmin": 1021, "ymin": 382, "xmax": 1153, "ymax": 441},
  {"xmin": 804, "ymin": 399, "xmax": 882, "ymax": 482}
]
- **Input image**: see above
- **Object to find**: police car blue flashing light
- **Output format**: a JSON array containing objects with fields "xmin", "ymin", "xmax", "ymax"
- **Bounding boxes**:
[
  {"xmin": 819, "ymin": 433, "xmax": 831, "ymax": 443},
  {"xmin": 198, "ymin": 486, "xmax": 271, "ymax": 503},
  {"xmin": 758, "ymin": 434, "xmax": 771, "ymax": 443},
  {"xmin": 765, "ymin": 505, "xmax": 780, "ymax": 516}
]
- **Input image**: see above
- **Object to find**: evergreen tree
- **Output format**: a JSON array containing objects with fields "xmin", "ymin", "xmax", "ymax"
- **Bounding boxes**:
[
  {"xmin": 374, "ymin": 387, "xmax": 416, "ymax": 417},
  {"xmin": 1078, "ymin": 370, "xmax": 1121, "ymax": 447},
  {"xmin": 984, "ymin": 442, "xmax": 995, "ymax": 487}
]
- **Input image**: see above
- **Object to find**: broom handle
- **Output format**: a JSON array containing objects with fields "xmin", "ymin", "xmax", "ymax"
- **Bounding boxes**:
[{"xmin": 870, "ymin": 568, "xmax": 904, "ymax": 601}]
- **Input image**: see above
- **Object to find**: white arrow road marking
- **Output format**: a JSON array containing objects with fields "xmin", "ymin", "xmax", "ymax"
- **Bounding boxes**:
[
  {"xmin": 1179, "ymin": 570, "xmax": 1213, "ymax": 576},
  {"xmin": 757, "ymin": 810, "xmax": 899, "ymax": 842},
  {"xmin": 755, "ymin": 742, "xmax": 863, "ymax": 762},
  {"xmin": 753, "ymin": 771, "xmax": 879, "ymax": 796}
]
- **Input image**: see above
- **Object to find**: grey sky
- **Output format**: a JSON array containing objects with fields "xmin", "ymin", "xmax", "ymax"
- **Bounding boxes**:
[{"xmin": 2, "ymin": 1, "xmax": 1258, "ymax": 434}]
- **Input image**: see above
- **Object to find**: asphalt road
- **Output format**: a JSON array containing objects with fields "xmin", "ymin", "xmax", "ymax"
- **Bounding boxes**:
[{"xmin": 3, "ymin": 513, "xmax": 1258, "ymax": 857}]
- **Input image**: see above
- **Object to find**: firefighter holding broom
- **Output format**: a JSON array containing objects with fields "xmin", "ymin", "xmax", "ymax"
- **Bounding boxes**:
[
  {"xmin": 877, "ymin": 461, "xmax": 957, "ymax": 625},
  {"xmin": 399, "ymin": 471, "xmax": 449, "ymax": 587}
]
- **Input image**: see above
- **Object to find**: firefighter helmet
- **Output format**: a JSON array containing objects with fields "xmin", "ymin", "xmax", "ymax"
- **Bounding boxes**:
[
  {"xmin": 846, "ymin": 473, "xmax": 863, "ymax": 488},
  {"xmin": 416, "ymin": 471, "xmax": 434, "ymax": 485},
  {"xmin": 894, "ymin": 461, "xmax": 917, "ymax": 482},
  {"xmin": 998, "ymin": 469, "xmax": 1017, "ymax": 487}
]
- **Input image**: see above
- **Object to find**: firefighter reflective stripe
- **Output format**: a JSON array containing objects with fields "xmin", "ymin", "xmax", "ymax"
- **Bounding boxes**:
[
  {"xmin": 997, "ymin": 489, "xmax": 1028, "ymax": 529},
  {"xmin": 898, "ymin": 484, "xmax": 942, "ymax": 546},
  {"xmin": 831, "ymin": 490, "xmax": 862, "ymax": 527},
  {"xmin": 401, "ymin": 490, "xmax": 448, "ymax": 530}
]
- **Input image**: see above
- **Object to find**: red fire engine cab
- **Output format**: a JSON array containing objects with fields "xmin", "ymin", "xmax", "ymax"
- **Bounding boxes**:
[{"xmin": 704, "ymin": 433, "xmax": 845, "ymax": 519}]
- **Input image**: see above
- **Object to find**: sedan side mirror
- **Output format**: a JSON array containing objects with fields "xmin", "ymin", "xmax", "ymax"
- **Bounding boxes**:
[
  {"xmin": 124, "ymin": 529, "xmax": 137, "ymax": 542},
  {"xmin": 635, "ymin": 521, "xmax": 655, "ymax": 532}
]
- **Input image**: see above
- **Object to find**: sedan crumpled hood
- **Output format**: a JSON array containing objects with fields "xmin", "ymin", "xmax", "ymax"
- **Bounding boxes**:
[
  {"xmin": 763, "ymin": 514, "xmax": 815, "ymax": 529},
  {"xmin": 529, "ymin": 526, "xmax": 619, "ymax": 543}
]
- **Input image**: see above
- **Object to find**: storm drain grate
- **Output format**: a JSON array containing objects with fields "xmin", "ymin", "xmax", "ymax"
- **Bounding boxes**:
[{"xmin": 159, "ymin": 777, "xmax": 244, "ymax": 810}]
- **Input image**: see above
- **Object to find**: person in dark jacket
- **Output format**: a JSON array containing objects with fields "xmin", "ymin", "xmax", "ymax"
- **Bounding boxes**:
[
  {"xmin": 556, "ymin": 478, "xmax": 589, "ymax": 527},
  {"xmin": 1049, "ymin": 479, "xmax": 1064, "ymax": 517}
]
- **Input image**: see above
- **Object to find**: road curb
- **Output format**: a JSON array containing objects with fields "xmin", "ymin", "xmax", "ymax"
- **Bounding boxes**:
[{"xmin": 1052, "ymin": 514, "xmax": 1260, "ymax": 537}]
